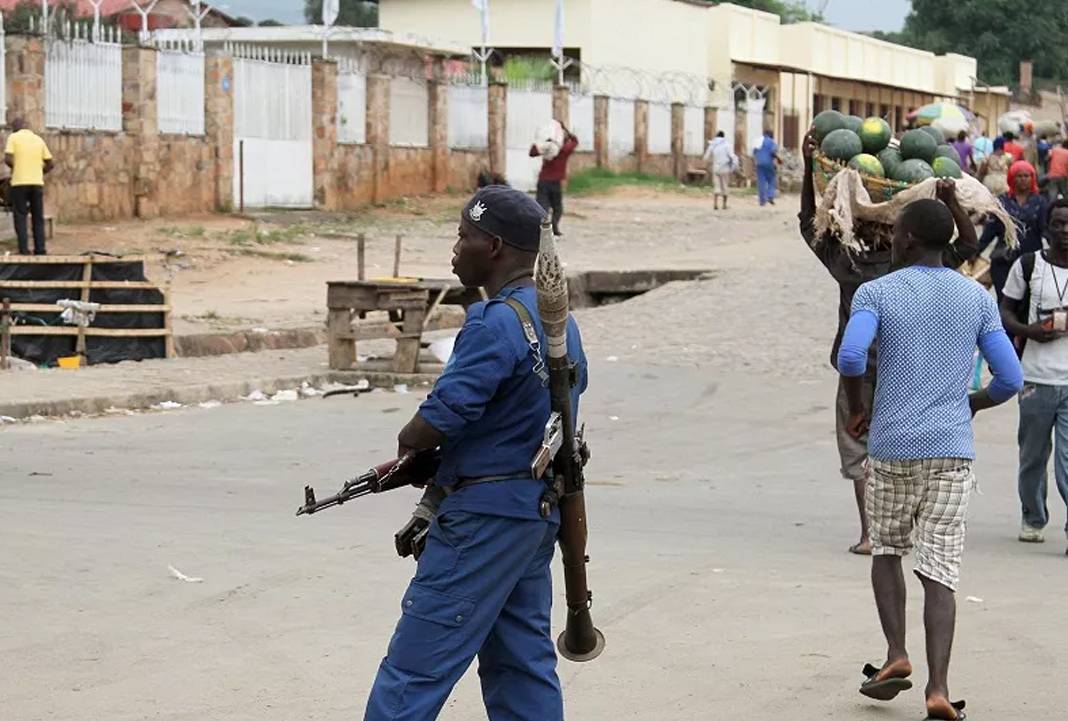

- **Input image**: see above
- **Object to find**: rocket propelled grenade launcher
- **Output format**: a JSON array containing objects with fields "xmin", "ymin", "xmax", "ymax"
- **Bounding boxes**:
[{"xmin": 535, "ymin": 220, "xmax": 606, "ymax": 663}]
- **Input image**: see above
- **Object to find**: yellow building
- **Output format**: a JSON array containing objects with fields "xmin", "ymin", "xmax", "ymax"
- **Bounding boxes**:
[{"xmin": 379, "ymin": 0, "xmax": 1010, "ymax": 149}]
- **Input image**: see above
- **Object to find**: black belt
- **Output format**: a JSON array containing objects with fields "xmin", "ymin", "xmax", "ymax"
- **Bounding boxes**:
[{"xmin": 444, "ymin": 473, "xmax": 561, "ymax": 519}]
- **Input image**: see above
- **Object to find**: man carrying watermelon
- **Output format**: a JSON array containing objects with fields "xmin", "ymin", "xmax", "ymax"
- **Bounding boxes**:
[{"xmin": 799, "ymin": 131, "xmax": 981, "ymax": 557}]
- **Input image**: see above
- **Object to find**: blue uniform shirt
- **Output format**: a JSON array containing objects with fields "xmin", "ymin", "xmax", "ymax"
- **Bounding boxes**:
[
  {"xmin": 419, "ymin": 285, "xmax": 588, "ymax": 520},
  {"xmin": 754, "ymin": 136, "xmax": 778, "ymax": 168}
]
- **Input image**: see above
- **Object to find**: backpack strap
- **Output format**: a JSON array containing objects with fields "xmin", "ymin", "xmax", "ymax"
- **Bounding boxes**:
[
  {"xmin": 1022, "ymin": 251, "xmax": 1037, "ymax": 282},
  {"xmin": 503, "ymin": 297, "xmax": 550, "ymax": 387}
]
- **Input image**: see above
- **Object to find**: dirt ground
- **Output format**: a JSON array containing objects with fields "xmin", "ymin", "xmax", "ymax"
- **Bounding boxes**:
[{"xmin": 16, "ymin": 187, "xmax": 792, "ymax": 337}]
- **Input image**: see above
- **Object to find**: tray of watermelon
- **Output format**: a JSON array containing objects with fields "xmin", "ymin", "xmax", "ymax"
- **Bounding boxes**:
[{"xmin": 810, "ymin": 110, "xmax": 965, "ymax": 203}]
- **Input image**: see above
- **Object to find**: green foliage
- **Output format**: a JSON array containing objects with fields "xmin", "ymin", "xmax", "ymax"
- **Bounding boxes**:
[
  {"xmin": 258, "ymin": 19, "xmax": 286, "ymax": 27},
  {"xmin": 567, "ymin": 168, "xmax": 696, "ymax": 196},
  {"xmin": 500, "ymin": 57, "xmax": 556, "ymax": 85},
  {"xmin": 232, "ymin": 16, "xmax": 255, "ymax": 27},
  {"xmin": 303, "ymin": 0, "xmax": 378, "ymax": 27},
  {"xmin": 873, "ymin": 0, "xmax": 1068, "ymax": 86}
]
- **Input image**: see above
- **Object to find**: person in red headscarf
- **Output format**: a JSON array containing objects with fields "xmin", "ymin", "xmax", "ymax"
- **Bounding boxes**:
[{"xmin": 980, "ymin": 160, "xmax": 1049, "ymax": 301}]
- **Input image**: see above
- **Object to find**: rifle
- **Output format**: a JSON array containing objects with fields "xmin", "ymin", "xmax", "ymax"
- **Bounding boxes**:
[
  {"xmin": 535, "ymin": 220, "xmax": 606, "ymax": 663},
  {"xmin": 296, "ymin": 449, "xmax": 441, "ymax": 516}
]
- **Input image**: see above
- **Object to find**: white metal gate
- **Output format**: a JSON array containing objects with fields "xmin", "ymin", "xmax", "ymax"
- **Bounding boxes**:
[
  {"xmin": 228, "ymin": 44, "xmax": 313, "ymax": 209},
  {"xmin": 505, "ymin": 87, "xmax": 553, "ymax": 192}
]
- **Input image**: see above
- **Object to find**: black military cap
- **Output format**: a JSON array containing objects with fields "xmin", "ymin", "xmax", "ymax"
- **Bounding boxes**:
[{"xmin": 462, "ymin": 185, "xmax": 547, "ymax": 252}]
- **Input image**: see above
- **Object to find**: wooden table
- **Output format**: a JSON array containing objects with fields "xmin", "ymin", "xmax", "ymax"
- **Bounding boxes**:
[{"xmin": 327, "ymin": 278, "xmax": 483, "ymax": 373}]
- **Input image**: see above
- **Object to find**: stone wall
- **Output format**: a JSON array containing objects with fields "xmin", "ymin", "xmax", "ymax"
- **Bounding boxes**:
[
  {"xmin": 157, "ymin": 136, "xmax": 216, "ymax": 216},
  {"xmin": 4, "ymin": 34, "xmax": 707, "ymax": 224},
  {"xmin": 42, "ymin": 132, "xmax": 136, "ymax": 221}
]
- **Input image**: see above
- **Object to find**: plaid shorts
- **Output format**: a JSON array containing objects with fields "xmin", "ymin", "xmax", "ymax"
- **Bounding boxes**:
[{"xmin": 866, "ymin": 458, "xmax": 975, "ymax": 591}]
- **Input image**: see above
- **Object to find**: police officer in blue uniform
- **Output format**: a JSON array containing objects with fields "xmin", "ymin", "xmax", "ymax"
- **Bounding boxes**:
[{"xmin": 363, "ymin": 185, "xmax": 588, "ymax": 721}]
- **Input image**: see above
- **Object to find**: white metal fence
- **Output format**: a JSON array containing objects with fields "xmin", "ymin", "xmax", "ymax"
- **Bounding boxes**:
[
  {"xmin": 608, "ymin": 97, "xmax": 634, "ymax": 159},
  {"xmin": 647, "ymin": 101, "xmax": 672, "ymax": 155},
  {"xmin": 45, "ymin": 25, "xmax": 123, "ymax": 131},
  {"xmin": 389, "ymin": 77, "xmax": 429, "ymax": 147},
  {"xmin": 569, "ymin": 93, "xmax": 595, "ymax": 150},
  {"xmin": 336, "ymin": 58, "xmax": 366, "ymax": 145},
  {"xmin": 156, "ymin": 38, "xmax": 204, "ymax": 135},
  {"xmin": 684, "ymin": 105, "xmax": 704, "ymax": 156},
  {"xmin": 447, "ymin": 83, "xmax": 487, "ymax": 150},
  {"xmin": 230, "ymin": 45, "xmax": 312, "ymax": 141},
  {"xmin": 506, "ymin": 88, "xmax": 553, "ymax": 192}
]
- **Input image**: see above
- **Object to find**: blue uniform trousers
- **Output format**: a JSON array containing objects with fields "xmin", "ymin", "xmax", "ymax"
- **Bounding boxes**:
[
  {"xmin": 756, "ymin": 164, "xmax": 777, "ymax": 205},
  {"xmin": 364, "ymin": 510, "xmax": 563, "ymax": 721}
]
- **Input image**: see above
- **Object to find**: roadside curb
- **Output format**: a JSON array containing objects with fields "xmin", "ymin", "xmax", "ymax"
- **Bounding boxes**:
[{"xmin": 0, "ymin": 369, "xmax": 439, "ymax": 420}]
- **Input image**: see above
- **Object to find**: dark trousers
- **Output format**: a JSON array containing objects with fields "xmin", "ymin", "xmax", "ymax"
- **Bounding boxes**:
[
  {"xmin": 10, "ymin": 184, "xmax": 46, "ymax": 255},
  {"xmin": 535, "ymin": 180, "xmax": 563, "ymax": 236}
]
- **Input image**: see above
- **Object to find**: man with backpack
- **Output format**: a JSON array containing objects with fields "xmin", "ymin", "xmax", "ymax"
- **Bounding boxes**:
[{"xmin": 1000, "ymin": 198, "xmax": 1068, "ymax": 549}]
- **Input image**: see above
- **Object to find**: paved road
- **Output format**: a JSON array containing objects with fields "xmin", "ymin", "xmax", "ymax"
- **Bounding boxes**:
[{"xmin": 2, "ymin": 359, "xmax": 1065, "ymax": 721}]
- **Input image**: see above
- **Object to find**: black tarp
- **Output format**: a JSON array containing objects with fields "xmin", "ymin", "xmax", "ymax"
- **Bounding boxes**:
[{"xmin": 0, "ymin": 257, "xmax": 166, "ymax": 366}]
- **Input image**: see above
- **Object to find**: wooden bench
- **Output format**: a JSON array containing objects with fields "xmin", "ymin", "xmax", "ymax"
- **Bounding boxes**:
[{"xmin": 684, "ymin": 166, "xmax": 708, "ymax": 184}]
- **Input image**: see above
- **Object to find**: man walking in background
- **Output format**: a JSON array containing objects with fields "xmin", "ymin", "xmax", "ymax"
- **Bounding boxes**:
[
  {"xmin": 754, "ymin": 129, "xmax": 779, "ymax": 207},
  {"xmin": 5, "ymin": 118, "xmax": 54, "ymax": 256},
  {"xmin": 530, "ymin": 121, "xmax": 578, "ymax": 239},
  {"xmin": 838, "ymin": 196, "xmax": 1022, "ymax": 721},
  {"xmin": 703, "ymin": 130, "xmax": 738, "ymax": 210},
  {"xmin": 1045, "ymin": 139, "xmax": 1068, "ymax": 201}
]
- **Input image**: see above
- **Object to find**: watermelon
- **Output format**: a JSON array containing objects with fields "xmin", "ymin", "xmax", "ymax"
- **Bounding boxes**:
[
  {"xmin": 918, "ymin": 125, "xmax": 944, "ymax": 144},
  {"xmin": 900, "ymin": 129, "xmax": 938, "ymax": 162},
  {"xmin": 848, "ymin": 153, "xmax": 885, "ymax": 177},
  {"xmin": 892, "ymin": 158, "xmax": 935, "ymax": 183},
  {"xmin": 859, "ymin": 117, "xmax": 892, "ymax": 154},
  {"xmin": 844, "ymin": 115, "xmax": 864, "ymax": 134},
  {"xmin": 877, "ymin": 147, "xmax": 904, "ymax": 177},
  {"xmin": 934, "ymin": 144, "xmax": 961, "ymax": 165},
  {"xmin": 811, "ymin": 110, "xmax": 847, "ymax": 142},
  {"xmin": 932, "ymin": 156, "xmax": 963, "ymax": 179},
  {"xmin": 821, "ymin": 129, "xmax": 863, "ymax": 162}
]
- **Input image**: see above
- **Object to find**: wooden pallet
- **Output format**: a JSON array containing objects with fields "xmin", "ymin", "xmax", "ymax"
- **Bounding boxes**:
[{"xmin": 0, "ymin": 254, "xmax": 173, "ymax": 359}]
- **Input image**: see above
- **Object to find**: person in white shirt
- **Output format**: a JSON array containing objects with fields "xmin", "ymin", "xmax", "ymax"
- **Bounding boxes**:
[
  {"xmin": 1000, "ymin": 198, "xmax": 1068, "ymax": 550},
  {"xmin": 702, "ymin": 131, "xmax": 738, "ymax": 210}
]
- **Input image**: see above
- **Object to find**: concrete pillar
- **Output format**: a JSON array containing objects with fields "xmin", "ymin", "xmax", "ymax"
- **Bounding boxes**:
[
  {"xmin": 6, "ymin": 34, "xmax": 45, "ymax": 131},
  {"xmin": 488, "ymin": 81, "xmax": 507, "ymax": 178},
  {"xmin": 122, "ymin": 46, "xmax": 160, "ymax": 219},
  {"xmin": 593, "ymin": 95, "xmax": 608, "ymax": 168},
  {"xmin": 634, "ymin": 100, "xmax": 648, "ymax": 172},
  {"xmin": 552, "ymin": 84, "xmax": 569, "ymax": 128},
  {"xmin": 366, "ymin": 74, "xmax": 391, "ymax": 204},
  {"xmin": 311, "ymin": 58, "xmax": 338, "ymax": 210},
  {"xmin": 204, "ymin": 52, "xmax": 234, "ymax": 213},
  {"xmin": 704, "ymin": 106, "xmax": 718, "ymax": 147},
  {"xmin": 671, "ymin": 102, "xmax": 685, "ymax": 179},
  {"xmin": 428, "ymin": 79, "xmax": 448, "ymax": 193}
]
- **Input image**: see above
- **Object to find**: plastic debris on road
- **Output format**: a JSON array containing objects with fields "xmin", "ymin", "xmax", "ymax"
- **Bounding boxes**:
[
  {"xmin": 152, "ymin": 401, "xmax": 183, "ymax": 411},
  {"xmin": 198, "ymin": 400, "xmax": 222, "ymax": 409},
  {"xmin": 271, "ymin": 389, "xmax": 299, "ymax": 402},
  {"xmin": 393, "ymin": 384, "xmax": 409, "ymax": 394},
  {"xmin": 168, "ymin": 565, "xmax": 203, "ymax": 583},
  {"xmin": 244, "ymin": 390, "xmax": 267, "ymax": 402}
]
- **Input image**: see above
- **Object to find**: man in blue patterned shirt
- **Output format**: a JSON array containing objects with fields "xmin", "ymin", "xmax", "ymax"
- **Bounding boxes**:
[{"xmin": 837, "ymin": 195, "xmax": 1023, "ymax": 721}]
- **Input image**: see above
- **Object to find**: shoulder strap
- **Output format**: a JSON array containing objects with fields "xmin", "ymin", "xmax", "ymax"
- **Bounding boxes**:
[
  {"xmin": 1022, "ymin": 251, "xmax": 1037, "ymax": 282},
  {"xmin": 503, "ymin": 297, "xmax": 550, "ymax": 387}
]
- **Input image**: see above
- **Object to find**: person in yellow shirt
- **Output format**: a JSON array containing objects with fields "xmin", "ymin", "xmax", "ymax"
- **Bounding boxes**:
[{"xmin": 4, "ymin": 118, "xmax": 54, "ymax": 255}]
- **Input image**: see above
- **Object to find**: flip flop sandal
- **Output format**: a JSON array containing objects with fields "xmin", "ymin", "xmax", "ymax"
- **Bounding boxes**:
[
  {"xmin": 849, "ymin": 543, "xmax": 873, "ymax": 556},
  {"xmin": 926, "ymin": 699, "xmax": 966, "ymax": 720},
  {"xmin": 859, "ymin": 662, "xmax": 913, "ymax": 701}
]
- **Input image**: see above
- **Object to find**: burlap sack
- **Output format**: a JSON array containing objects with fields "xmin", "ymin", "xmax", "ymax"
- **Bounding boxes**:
[{"xmin": 814, "ymin": 168, "xmax": 1018, "ymax": 253}]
